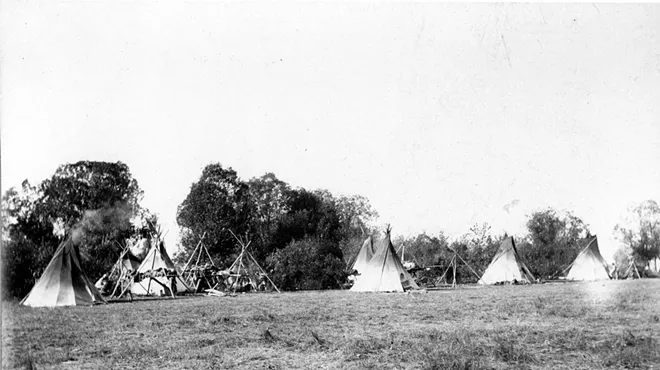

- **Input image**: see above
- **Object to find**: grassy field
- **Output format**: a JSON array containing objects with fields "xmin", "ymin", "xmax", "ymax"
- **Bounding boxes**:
[{"xmin": 3, "ymin": 279, "xmax": 660, "ymax": 370}]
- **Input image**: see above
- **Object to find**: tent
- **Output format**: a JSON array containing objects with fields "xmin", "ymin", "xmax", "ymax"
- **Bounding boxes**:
[
  {"xmin": 130, "ymin": 240, "xmax": 191, "ymax": 296},
  {"xmin": 478, "ymin": 237, "xmax": 535, "ymax": 285},
  {"xmin": 350, "ymin": 227, "xmax": 419, "ymax": 292},
  {"xmin": 350, "ymin": 236, "xmax": 375, "ymax": 275},
  {"xmin": 565, "ymin": 236, "xmax": 611, "ymax": 281},
  {"xmin": 225, "ymin": 231, "xmax": 280, "ymax": 293},
  {"xmin": 21, "ymin": 238, "xmax": 106, "ymax": 307}
]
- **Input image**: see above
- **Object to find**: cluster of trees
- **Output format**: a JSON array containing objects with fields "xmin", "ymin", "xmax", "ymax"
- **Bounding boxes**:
[
  {"xmin": 613, "ymin": 200, "xmax": 660, "ymax": 276},
  {"xmin": 3, "ymin": 160, "xmax": 659, "ymax": 298},
  {"xmin": 175, "ymin": 164, "xmax": 378, "ymax": 290},
  {"xmin": 2, "ymin": 161, "xmax": 157, "ymax": 298},
  {"xmin": 392, "ymin": 212, "xmax": 591, "ymax": 285}
]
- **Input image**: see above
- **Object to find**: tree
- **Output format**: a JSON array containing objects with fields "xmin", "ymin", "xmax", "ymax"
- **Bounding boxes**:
[
  {"xmin": 2, "ymin": 182, "xmax": 59, "ymax": 298},
  {"xmin": 267, "ymin": 188, "xmax": 342, "ymax": 251},
  {"xmin": 176, "ymin": 163, "xmax": 254, "ymax": 266},
  {"xmin": 520, "ymin": 209, "xmax": 590, "ymax": 279},
  {"xmin": 614, "ymin": 200, "xmax": 660, "ymax": 269},
  {"xmin": 2, "ymin": 161, "xmax": 150, "ymax": 298},
  {"xmin": 39, "ymin": 161, "xmax": 143, "ymax": 229}
]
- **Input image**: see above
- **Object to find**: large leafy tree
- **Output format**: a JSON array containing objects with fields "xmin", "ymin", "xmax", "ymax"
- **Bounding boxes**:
[
  {"xmin": 2, "ymin": 161, "xmax": 149, "ymax": 298},
  {"xmin": 176, "ymin": 163, "xmax": 254, "ymax": 265},
  {"xmin": 41, "ymin": 161, "xmax": 146, "ymax": 278},
  {"xmin": 520, "ymin": 209, "xmax": 590, "ymax": 279},
  {"xmin": 614, "ymin": 200, "xmax": 660, "ymax": 269},
  {"xmin": 39, "ymin": 161, "xmax": 143, "ymax": 229}
]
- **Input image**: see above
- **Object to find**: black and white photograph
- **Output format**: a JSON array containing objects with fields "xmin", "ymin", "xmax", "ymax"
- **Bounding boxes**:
[{"xmin": 2, "ymin": 1, "xmax": 659, "ymax": 369}]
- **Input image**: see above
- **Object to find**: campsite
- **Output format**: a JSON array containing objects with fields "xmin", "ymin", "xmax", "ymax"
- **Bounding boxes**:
[
  {"xmin": 3, "ymin": 279, "xmax": 659, "ymax": 369},
  {"xmin": 3, "ymin": 2, "xmax": 660, "ymax": 370}
]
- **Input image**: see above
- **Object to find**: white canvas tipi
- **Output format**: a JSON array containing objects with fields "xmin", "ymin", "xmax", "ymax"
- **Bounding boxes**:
[
  {"xmin": 21, "ymin": 238, "xmax": 106, "ymax": 307},
  {"xmin": 130, "ymin": 240, "xmax": 191, "ymax": 296},
  {"xmin": 566, "ymin": 236, "xmax": 611, "ymax": 281},
  {"xmin": 350, "ymin": 227, "xmax": 419, "ymax": 292},
  {"xmin": 478, "ymin": 237, "xmax": 535, "ymax": 285},
  {"xmin": 350, "ymin": 236, "xmax": 375, "ymax": 275}
]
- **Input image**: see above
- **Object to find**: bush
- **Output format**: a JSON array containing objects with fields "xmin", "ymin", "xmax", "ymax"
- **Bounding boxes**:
[{"xmin": 266, "ymin": 238, "xmax": 348, "ymax": 291}]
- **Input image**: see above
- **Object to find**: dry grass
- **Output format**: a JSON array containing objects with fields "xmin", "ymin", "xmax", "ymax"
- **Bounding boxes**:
[{"xmin": 3, "ymin": 279, "xmax": 659, "ymax": 369}]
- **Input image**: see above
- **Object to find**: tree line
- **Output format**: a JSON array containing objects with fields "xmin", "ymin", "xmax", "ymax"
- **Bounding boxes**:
[{"xmin": 3, "ymin": 161, "xmax": 659, "ymax": 298}]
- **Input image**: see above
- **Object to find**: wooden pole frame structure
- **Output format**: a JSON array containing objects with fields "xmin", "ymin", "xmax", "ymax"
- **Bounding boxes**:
[
  {"xmin": 228, "ymin": 230, "xmax": 281, "ymax": 293},
  {"xmin": 435, "ymin": 247, "xmax": 482, "ymax": 288}
]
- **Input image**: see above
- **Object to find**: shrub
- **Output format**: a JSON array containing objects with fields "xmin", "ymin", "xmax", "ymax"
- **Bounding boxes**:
[{"xmin": 266, "ymin": 238, "xmax": 348, "ymax": 291}]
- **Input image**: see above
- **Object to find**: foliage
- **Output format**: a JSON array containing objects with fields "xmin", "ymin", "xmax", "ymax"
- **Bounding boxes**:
[
  {"xmin": 263, "ymin": 189, "xmax": 342, "ymax": 260},
  {"xmin": 266, "ymin": 238, "xmax": 347, "ymax": 291},
  {"xmin": 393, "ymin": 232, "xmax": 449, "ymax": 268},
  {"xmin": 329, "ymin": 194, "xmax": 379, "ymax": 266},
  {"xmin": 2, "ymin": 161, "xmax": 151, "ymax": 298},
  {"xmin": 39, "ymin": 161, "xmax": 143, "ymax": 229},
  {"xmin": 614, "ymin": 200, "xmax": 660, "ymax": 267},
  {"xmin": 519, "ymin": 209, "xmax": 590, "ymax": 279},
  {"xmin": 176, "ymin": 165, "xmax": 379, "ymax": 276},
  {"xmin": 247, "ymin": 173, "xmax": 291, "ymax": 247},
  {"xmin": 446, "ymin": 233, "xmax": 502, "ymax": 284},
  {"xmin": 176, "ymin": 163, "xmax": 254, "ymax": 266}
]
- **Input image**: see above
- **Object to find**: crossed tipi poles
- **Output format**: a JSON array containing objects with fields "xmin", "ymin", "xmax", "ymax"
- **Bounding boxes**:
[
  {"xmin": 624, "ymin": 252, "xmax": 642, "ymax": 279},
  {"xmin": 106, "ymin": 242, "xmax": 139, "ymax": 300},
  {"xmin": 181, "ymin": 232, "xmax": 221, "ymax": 291},
  {"xmin": 226, "ymin": 230, "xmax": 280, "ymax": 293},
  {"xmin": 433, "ymin": 246, "xmax": 482, "ymax": 288}
]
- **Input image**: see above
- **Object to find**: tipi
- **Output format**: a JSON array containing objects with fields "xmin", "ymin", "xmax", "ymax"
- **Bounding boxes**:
[
  {"xmin": 21, "ymin": 238, "xmax": 106, "ymax": 307},
  {"xmin": 350, "ymin": 227, "xmax": 419, "ymax": 292},
  {"xmin": 130, "ymin": 240, "xmax": 191, "ymax": 296},
  {"xmin": 566, "ymin": 236, "xmax": 611, "ymax": 281},
  {"xmin": 350, "ymin": 236, "xmax": 375, "ymax": 275},
  {"xmin": 478, "ymin": 237, "xmax": 535, "ymax": 285}
]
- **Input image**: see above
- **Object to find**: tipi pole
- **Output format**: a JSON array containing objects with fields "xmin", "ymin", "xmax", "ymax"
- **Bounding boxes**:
[
  {"xmin": 452, "ymin": 254, "xmax": 456, "ymax": 288},
  {"xmin": 194, "ymin": 242, "xmax": 203, "ymax": 268},
  {"xmin": 109, "ymin": 250, "xmax": 127, "ymax": 298},
  {"xmin": 146, "ymin": 241, "xmax": 157, "ymax": 296},
  {"xmin": 183, "ymin": 243, "xmax": 200, "ymax": 272},
  {"xmin": 203, "ymin": 243, "xmax": 215, "ymax": 267},
  {"xmin": 247, "ymin": 250, "xmax": 281, "ymax": 293}
]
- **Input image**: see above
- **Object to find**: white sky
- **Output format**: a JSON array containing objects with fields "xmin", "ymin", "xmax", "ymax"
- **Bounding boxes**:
[{"xmin": 2, "ymin": 2, "xmax": 659, "ymax": 261}]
